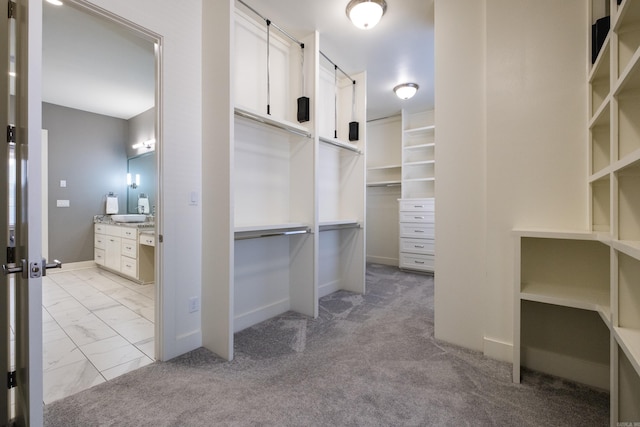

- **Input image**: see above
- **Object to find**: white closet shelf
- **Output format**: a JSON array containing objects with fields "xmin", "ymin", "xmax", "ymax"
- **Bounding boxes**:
[
  {"xmin": 614, "ymin": 326, "xmax": 640, "ymax": 378},
  {"xmin": 404, "ymin": 142, "xmax": 435, "ymax": 150},
  {"xmin": 318, "ymin": 219, "xmax": 360, "ymax": 232},
  {"xmin": 235, "ymin": 106, "xmax": 312, "ymax": 138},
  {"xmin": 367, "ymin": 180, "xmax": 401, "ymax": 187},
  {"xmin": 404, "ymin": 125, "xmax": 435, "ymax": 134},
  {"xmin": 403, "ymin": 177, "xmax": 435, "ymax": 183},
  {"xmin": 614, "ymin": 45, "xmax": 640, "ymax": 95},
  {"xmin": 512, "ymin": 228, "xmax": 600, "ymax": 240},
  {"xmin": 589, "ymin": 167, "xmax": 611, "ymax": 183},
  {"xmin": 404, "ymin": 160, "xmax": 435, "ymax": 166},
  {"xmin": 520, "ymin": 282, "xmax": 611, "ymax": 324},
  {"xmin": 589, "ymin": 40, "xmax": 610, "ymax": 83},
  {"xmin": 588, "ymin": 96, "xmax": 610, "ymax": 128},
  {"xmin": 319, "ymin": 135, "xmax": 361, "ymax": 154},
  {"xmin": 234, "ymin": 223, "xmax": 311, "ymax": 240},
  {"xmin": 613, "ymin": 239, "xmax": 640, "ymax": 261},
  {"xmin": 367, "ymin": 164, "xmax": 401, "ymax": 171},
  {"xmin": 612, "ymin": 146, "xmax": 640, "ymax": 173},
  {"xmin": 614, "ymin": 0, "xmax": 640, "ymax": 33}
]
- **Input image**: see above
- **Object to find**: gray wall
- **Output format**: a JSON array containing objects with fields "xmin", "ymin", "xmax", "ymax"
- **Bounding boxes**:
[{"xmin": 44, "ymin": 102, "xmax": 128, "ymax": 263}]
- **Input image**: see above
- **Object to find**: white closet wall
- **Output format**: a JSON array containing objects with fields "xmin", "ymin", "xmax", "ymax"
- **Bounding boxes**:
[{"xmin": 366, "ymin": 116, "xmax": 401, "ymax": 266}]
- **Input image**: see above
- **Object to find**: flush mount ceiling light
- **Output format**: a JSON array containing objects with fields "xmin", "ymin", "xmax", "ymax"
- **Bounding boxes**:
[
  {"xmin": 346, "ymin": 0, "xmax": 387, "ymax": 30},
  {"xmin": 393, "ymin": 83, "xmax": 419, "ymax": 100},
  {"xmin": 46, "ymin": 0, "xmax": 63, "ymax": 5}
]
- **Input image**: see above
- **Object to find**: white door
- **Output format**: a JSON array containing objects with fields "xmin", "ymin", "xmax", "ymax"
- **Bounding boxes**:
[{"xmin": 1, "ymin": 0, "xmax": 45, "ymax": 425}]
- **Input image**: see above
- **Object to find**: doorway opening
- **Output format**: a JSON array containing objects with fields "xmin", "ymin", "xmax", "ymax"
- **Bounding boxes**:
[{"xmin": 40, "ymin": 0, "xmax": 162, "ymax": 404}]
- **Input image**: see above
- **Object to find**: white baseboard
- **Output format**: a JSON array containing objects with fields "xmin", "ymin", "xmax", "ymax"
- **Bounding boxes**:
[
  {"xmin": 52, "ymin": 260, "xmax": 96, "ymax": 272},
  {"xmin": 234, "ymin": 298, "xmax": 289, "ymax": 333},
  {"xmin": 483, "ymin": 336, "xmax": 513, "ymax": 363},
  {"xmin": 366, "ymin": 255, "xmax": 398, "ymax": 267},
  {"xmin": 521, "ymin": 346, "xmax": 609, "ymax": 391},
  {"xmin": 318, "ymin": 279, "xmax": 340, "ymax": 298}
]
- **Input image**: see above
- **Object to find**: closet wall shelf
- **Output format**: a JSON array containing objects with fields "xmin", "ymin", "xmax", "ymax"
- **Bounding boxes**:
[
  {"xmin": 234, "ymin": 223, "xmax": 311, "ymax": 240},
  {"xmin": 367, "ymin": 164, "xmax": 401, "ymax": 171},
  {"xmin": 613, "ymin": 326, "xmax": 640, "ymax": 378},
  {"xmin": 235, "ymin": 106, "xmax": 312, "ymax": 138},
  {"xmin": 588, "ymin": 96, "xmax": 610, "ymax": 127},
  {"xmin": 613, "ymin": 147, "xmax": 640, "ymax": 172},
  {"xmin": 520, "ymin": 283, "xmax": 611, "ymax": 323},
  {"xmin": 614, "ymin": 0, "xmax": 640, "ymax": 33},
  {"xmin": 405, "ymin": 160, "xmax": 435, "ymax": 166},
  {"xmin": 318, "ymin": 219, "xmax": 360, "ymax": 232},
  {"xmin": 589, "ymin": 167, "xmax": 611, "ymax": 183},
  {"xmin": 512, "ymin": 228, "xmax": 599, "ymax": 240},
  {"xmin": 404, "ymin": 125, "xmax": 435, "ymax": 134},
  {"xmin": 404, "ymin": 177, "xmax": 435, "ymax": 183},
  {"xmin": 613, "ymin": 240, "xmax": 640, "ymax": 261},
  {"xmin": 589, "ymin": 39, "xmax": 610, "ymax": 83},
  {"xmin": 404, "ymin": 142, "xmax": 435, "ymax": 151},
  {"xmin": 613, "ymin": 46, "xmax": 640, "ymax": 95},
  {"xmin": 319, "ymin": 135, "xmax": 361, "ymax": 154},
  {"xmin": 367, "ymin": 181, "xmax": 401, "ymax": 187}
]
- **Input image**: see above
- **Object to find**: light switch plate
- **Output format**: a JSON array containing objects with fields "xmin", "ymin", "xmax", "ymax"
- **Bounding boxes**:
[{"xmin": 56, "ymin": 200, "xmax": 70, "ymax": 207}]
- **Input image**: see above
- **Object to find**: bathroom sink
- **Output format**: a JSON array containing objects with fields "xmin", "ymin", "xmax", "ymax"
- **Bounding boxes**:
[{"xmin": 111, "ymin": 214, "xmax": 147, "ymax": 223}]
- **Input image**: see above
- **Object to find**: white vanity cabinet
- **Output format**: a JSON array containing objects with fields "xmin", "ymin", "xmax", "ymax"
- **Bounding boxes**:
[{"xmin": 94, "ymin": 223, "xmax": 155, "ymax": 284}]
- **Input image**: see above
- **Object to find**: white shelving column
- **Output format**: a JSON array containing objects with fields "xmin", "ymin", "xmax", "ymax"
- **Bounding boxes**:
[
  {"xmin": 512, "ymin": 1, "xmax": 640, "ymax": 423},
  {"xmin": 316, "ymin": 53, "xmax": 366, "ymax": 298},
  {"xmin": 398, "ymin": 110, "xmax": 435, "ymax": 273}
]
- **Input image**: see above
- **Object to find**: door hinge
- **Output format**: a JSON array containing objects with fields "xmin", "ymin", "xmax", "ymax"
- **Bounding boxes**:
[
  {"xmin": 7, "ymin": 371, "xmax": 16, "ymax": 389},
  {"xmin": 7, "ymin": 125, "xmax": 15, "ymax": 143},
  {"xmin": 6, "ymin": 246, "xmax": 15, "ymax": 264},
  {"xmin": 8, "ymin": 1, "xmax": 16, "ymax": 19},
  {"xmin": 158, "ymin": 234, "xmax": 163, "ymax": 243}
]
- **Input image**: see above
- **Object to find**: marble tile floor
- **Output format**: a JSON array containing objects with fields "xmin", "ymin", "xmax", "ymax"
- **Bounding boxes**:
[{"xmin": 10, "ymin": 266, "xmax": 156, "ymax": 405}]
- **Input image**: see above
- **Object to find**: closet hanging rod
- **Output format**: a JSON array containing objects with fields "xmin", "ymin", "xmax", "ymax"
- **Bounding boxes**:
[
  {"xmin": 235, "ymin": 108, "xmax": 312, "ymax": 138},
  {"xmin": 366, "ymin": 182, "xmax": 401, "ymax": 188},
  {"xmin": 320, "ymin": 51, "xmax": 355, "ymax": 84},
  {"xmin": 319, "ymin": 223, "xmax": 361, "ymax": 232},
  {"xmin": 235, "ymin": 227, "xmax": 311, "ymax": 241},
  {"xmin": 236, "ymin": 0, "xmax": 304, "ymax": 48}
]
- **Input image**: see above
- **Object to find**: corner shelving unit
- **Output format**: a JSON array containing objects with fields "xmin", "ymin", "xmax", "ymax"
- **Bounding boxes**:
[
  {"xmin": 513, "ymin": 1, "xmax": 640, "ymax": 423},
  {"xmin": 398, "ymin": 110, "xmax": 435, "ymax": 273}
]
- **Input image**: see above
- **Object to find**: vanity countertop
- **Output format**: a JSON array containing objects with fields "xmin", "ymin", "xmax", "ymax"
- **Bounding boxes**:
[{"xmin": 94, "ymin": 215, "xmax": 155, "ymax": 229}]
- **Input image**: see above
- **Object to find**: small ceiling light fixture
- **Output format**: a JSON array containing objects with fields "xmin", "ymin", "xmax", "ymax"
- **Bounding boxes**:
[
  {"xmin": 46, "ymin": 0, "xmax": 64, "ymax": 6},
  {"xmin": 393, "ymin": 83, "xmax": 419, "ymax": 100},
  {"xmin": 346, "ymin": 0, "xmax": 387, "ymax": 30}
]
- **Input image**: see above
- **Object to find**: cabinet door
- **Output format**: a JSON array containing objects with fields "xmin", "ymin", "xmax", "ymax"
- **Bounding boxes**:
[{"xmin": 105, "ymin": 236, "xmax": 121, "ymax": 271}]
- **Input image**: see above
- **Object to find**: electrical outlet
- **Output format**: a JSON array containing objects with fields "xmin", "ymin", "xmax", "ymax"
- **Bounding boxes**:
[{"xmin": 188, "ymin": 296, "xmax": 200, "ymax": 313}]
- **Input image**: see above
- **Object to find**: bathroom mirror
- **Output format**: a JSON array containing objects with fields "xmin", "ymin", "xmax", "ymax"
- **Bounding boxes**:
[{"xmin": 127, "ymin": 152, "xmax": 156, "ymax": 214}]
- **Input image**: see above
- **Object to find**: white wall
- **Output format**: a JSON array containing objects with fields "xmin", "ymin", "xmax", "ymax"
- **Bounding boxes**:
[
  {"xmin": 434, "ymin": 0, "xmax": 587, "ymax": 360},
  {"xmin": 85, "ymin": 0, "xmax": 204, "ymax": 359}
]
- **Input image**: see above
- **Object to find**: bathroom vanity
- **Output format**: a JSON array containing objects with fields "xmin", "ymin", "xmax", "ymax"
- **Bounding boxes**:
[{"xmin": 94, "ymin": 218, "xmax": 155, "ymax": 284}]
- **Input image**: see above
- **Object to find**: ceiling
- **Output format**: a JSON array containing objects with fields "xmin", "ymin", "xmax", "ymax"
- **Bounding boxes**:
[{"xmin": 42, "ymin": 0, "xmax": 434, "ymax": 121}]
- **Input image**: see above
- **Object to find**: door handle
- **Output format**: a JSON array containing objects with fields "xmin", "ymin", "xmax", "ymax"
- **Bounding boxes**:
[
  {"xmin": 42, "ymin": 258, "xmax": 62, "ymax": 276},
  {"xmin": 2, "ymin": 259, "xmax": 27, "ymax": 279}
]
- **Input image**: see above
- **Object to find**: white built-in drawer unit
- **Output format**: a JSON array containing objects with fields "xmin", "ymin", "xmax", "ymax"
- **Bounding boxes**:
[
  {"xmin": 398, "ymin": 197, "xmax": 434, "ymax": 273},
  {"xmin": 94, "ymin": 222, "xmax": 155, "ymax": 284}
]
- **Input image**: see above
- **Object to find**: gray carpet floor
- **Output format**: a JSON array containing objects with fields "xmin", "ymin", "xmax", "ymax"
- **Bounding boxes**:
[{"xmin": 44, "ymin": 264, "xmax": 609, "ymax": 426}]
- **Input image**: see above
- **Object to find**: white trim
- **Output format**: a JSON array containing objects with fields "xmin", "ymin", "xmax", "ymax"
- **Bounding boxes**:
[{"xmin": 483, "ymin": 336, "xmax": 512, "ymax": 363}]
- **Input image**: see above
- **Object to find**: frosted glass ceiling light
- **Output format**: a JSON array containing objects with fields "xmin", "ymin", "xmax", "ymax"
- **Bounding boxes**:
[
  {"xmin": 46, "ymin": 0, "xmax": 64, "ymax": 6},
  {"xmin": 346, "ymin": 0, "xmax": 387, "ymax": 30},
  {"xmin": 393, "ymin": 83, "xmax": 419, "ymax": 100}
]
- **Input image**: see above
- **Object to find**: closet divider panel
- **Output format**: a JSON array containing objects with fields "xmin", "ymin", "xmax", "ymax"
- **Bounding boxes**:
[{"xmin": 231, "ymin": 7, "xmax": 316, "ymax": 334}]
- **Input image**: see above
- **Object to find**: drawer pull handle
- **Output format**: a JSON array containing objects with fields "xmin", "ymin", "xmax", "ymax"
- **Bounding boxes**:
[
  {"xmin": 414, "ymin": 261, "xmax": 425, "ymax": 264},
  {"xmin": 414, "ymin": 230, "xmax": 424, "ymax": 233},
  {"xmin": 414, "ymin": 216, "xmax": 424, "ymax": 219},
  {"xmin": 414, "ymin": 245, "xmax": 424, "ymax": 248},
  {"xmin": 414, "ymin": 205, "xmax": 423, "ymax": 208}
]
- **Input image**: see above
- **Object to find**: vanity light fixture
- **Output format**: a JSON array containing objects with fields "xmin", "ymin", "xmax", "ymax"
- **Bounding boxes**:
[
  {"xmin": 346, "ymin": 0, "xmax": 387, "ymax": 30},
  {"xmin": 393, "ymin": 82, "xmax": 419, "ymax": 100},
  {"xmin": 132, "ymin": 138, "xmax": 156, "ymax": 150},
  {"xmin": 127, "ymin": 173, "xmax": 140, "ymax": 189}
]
